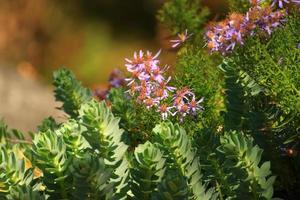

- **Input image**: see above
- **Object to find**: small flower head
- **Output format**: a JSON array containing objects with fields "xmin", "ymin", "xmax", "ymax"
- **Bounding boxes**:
[
  {"xmin": 108, "ymin": 69, "xmax": 125, "ymax": 88},
  {"xmin": 170, "ymin": 29, "xmax": 192, "ymax": 48},
  {"xmin": 173, "ymin": 87, "xmax": 194, "ymax": 104},
  {"xmin": 126, "ymin": 82, "xmax": 139, "ymax": 96},
  {"xmin": 176, "ymin": 103, "xmax": 190, "ymax": 122},
  {"xmin": 189, "ymin": 97, "xmax": 204, "ymax": 115},
  {"xmin": 143, "ymin": 97, "xmax": 159, "ymax": 109},
  {"xmin": 280, "ymin": 147, "xmax": 298, "ymax": 157},
  {"xmin": 157, "ymin": 104, "xmax": 174, "ymax": 120},
  {"xmin": 216, "ymin": 125, "xmax": 224, "ymax": 133}
]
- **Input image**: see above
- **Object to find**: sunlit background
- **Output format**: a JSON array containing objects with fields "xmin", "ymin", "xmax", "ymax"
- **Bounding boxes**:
[{"xmin": 0, "ymin": 0, "xmax": 226, "ymax": 132}]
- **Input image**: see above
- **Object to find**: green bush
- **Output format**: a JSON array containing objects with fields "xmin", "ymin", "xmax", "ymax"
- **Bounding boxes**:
[{"xmin": 0, "ymin": 69, "xmax": 276, "ymax": 199}]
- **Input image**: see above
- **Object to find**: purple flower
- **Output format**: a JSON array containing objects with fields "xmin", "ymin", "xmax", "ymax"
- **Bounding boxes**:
[
  {"xmin": 126, "ymin": 82, "xmax": 139, "ymax": 96},
  {"xmin": 205, "ymin": 13, "xmax": 246, "ymax": 54},
  {"xmin": 170, "ymin": 29, "xmax": 192, "ymax": 48},
  {"xmin": 149, "ymin": 65, "xmax": 169, "ymax": 83},
  {"xmin": 175, "ymin": 103, "xmax": 190, "ymax": 122},
  {"xmin": 271, "ymin": 0, "xmax": 300, "ymax": 7},
  {"xmin": 172, "ymin": 87, "xmax": 195, "ymax": 106},
  {"xmin": 125, "ymin": 71, "xmax": 150, "ymax": 86},
  {"xmin": 143, "ymin": 97, "xmax": 159, "ymax": 109},
  {"xmin": 257, "ymin": 9, "xmax": 286, "ymax": 35},
  {"xmin": 125, "ymin": 50, "xmax": 161, "ymax": 73},
  {"xmin": 108, "ymin": 69, "xmax": 125, "ymax": 88},
  {"xmin": 189, "ymin": 97, "xmax": 204, "ymax": 115},
  {"xmin": 153, "ymin": 77, "xmax": 175, "ymax": 100},
  {"xmin": 292, "ymin": 0, "xmax": 300, "ymax": 4},
  {"xmin": 205, "ymin": 4, "xmax": 287, "ymax": 54},
  {"xmin": 272, "ymin": 0, "xmax": 290, "ymax": 8}
]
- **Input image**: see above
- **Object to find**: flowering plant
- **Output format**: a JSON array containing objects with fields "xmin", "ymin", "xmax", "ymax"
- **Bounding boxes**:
[
  {"xmin": 0, "ymin": 0, "xmax": 300, "ymax": 199},
  {"xmin": 124, "ymin": 50, "xmax": 204, "ymax": 121}
]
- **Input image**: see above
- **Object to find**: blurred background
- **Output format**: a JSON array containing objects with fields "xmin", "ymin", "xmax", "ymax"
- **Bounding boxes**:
[{"xmin": 0, "ymin": 0, "xmax": 226, "ymax": 132}]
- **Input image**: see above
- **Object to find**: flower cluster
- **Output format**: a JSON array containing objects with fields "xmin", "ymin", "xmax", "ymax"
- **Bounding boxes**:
[
  {"xmin": 125, "ymin": 50, "xmax": 204, "ymax": 121},
  {"xmin": 205, "ymin": 2, "xmax": 286, "ymax": 54}
]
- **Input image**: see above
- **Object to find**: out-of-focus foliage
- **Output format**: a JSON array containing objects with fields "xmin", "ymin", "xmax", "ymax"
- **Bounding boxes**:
[
  {"xmin": 157, "ymin": 0, "xmax": 209, "ymax": 34},
  {"xmin": 228, "ymin": 0, "xmax": 252, "ymax": 12}
]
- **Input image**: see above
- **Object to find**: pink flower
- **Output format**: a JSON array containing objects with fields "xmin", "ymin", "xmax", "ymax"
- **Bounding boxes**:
[
  {"xmin": 272, "ymin": 0, "xmax": 290, "ymax": 8},
  {"xmin": 143, "ymin": 97, "xmax": 159, "ymax": 109},
  {"xmin": 189, "ymin": 97, "xmax": 204, "ymax": 115},
  {"xmin": 172, "ymin": 87, "xmax": 194, "ymax": 106},
  {"xmin": 126, "ymin": 82, "xmax": 140, "ymax": 96},
  {"xmin": 149, "ymin": 65, "xmax": 168, "ymax": 83},
  {"xmin": 205, "ymin": 4, "xmax": 287, "ymax": 54},
  {"xmin": 157, "ymin": 104, "xmax": 175, "ymax": 120},
  {"xmin": 108, "ymin": 69, "xmax": 125, "ymax": 88},
  {"xmin": 175, "ymin": 103, "xmax": 190, "ymax": 122},
  {"xmin": 125, "ymin": 70, "xmax": 150, "ymax": 86},
  {"xmin": 170, "ymin": 30, "xmax": 192, "ymax": 48}
]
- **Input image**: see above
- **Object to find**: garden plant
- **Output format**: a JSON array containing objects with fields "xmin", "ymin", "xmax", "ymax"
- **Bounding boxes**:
[{"xmin": 1, "ymin": 0, "xmax": 300, "ymax": 199}]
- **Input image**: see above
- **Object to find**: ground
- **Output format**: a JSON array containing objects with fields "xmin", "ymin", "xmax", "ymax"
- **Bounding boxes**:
[{"xmin": 0, "ymin": 65, "xmax": 64, "ymax": 133}]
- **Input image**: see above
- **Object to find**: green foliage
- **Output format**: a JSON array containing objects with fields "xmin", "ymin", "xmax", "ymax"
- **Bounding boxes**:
[
  {"xmin": 131, "ymin": 141, "xmax": 165, "ymax": 199},
  {"xmin": 53, "ymin": 68, "xmax": 92, "ymax": 118},
  {"xmin": 219, "ymin": 59, "xmax": 247, "ymax": 131},
  {"xmin": 153, "ymin": 122, "xmax": 217, "ymax": 200},
  {"xmin": 6, "ymin": 184, "xmax": 48, "ymax": 200},
  {"xmin": 78, "ymin": 100, "xmax": 128, "ymax": 164},
  {"xmin": 24, "ymin": 101, "xmax": 128, "ymax": 199},
  {"xmin": 108, "ymin": 88, "xmax": 160, "ymax": 147},
  {"xmin": 157, "ymin": 0, "xmax": 209, "ymax": 34},
  {"xmin": 31, "ymin": 130, "xmax": 70, "ymax": 198},
  {"xmin": 225, "ymin": 12, "xmax": 300, "ymax": 150},
  {"xmin": 37, "ymin": 117, "xmax": 59, "ymax": 133},
  {"xmin": 68, "ymin": 154, "xmax": 114, "ymax": 200},
  {"xmin": 230, "ymin": 14, "xmax": 300, "ymax": 117},
  {"xmin": 0, "ymin": 145, "xmax": 47, "ymax": 200},
  {"xmin": 158, "ymin": 0, "xmax": 297, "ymax": 197},
  {"xmin": 1, "ymin": 68, "xmax": 278, "ymax": 199},
  {"xmin": 219, "ymin": 132, "xmax": 276, "ymax": 199},
  {"xmin": 174, "ymin": 46, "xmax": 224, "ymax": 130},
  {"xmin": 227, "ymin": 0, "xmax": 252, "ymax": 13},
  {"xmin": 219, "ymin": 58, "xmax": 274, "ymax": 133}
]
